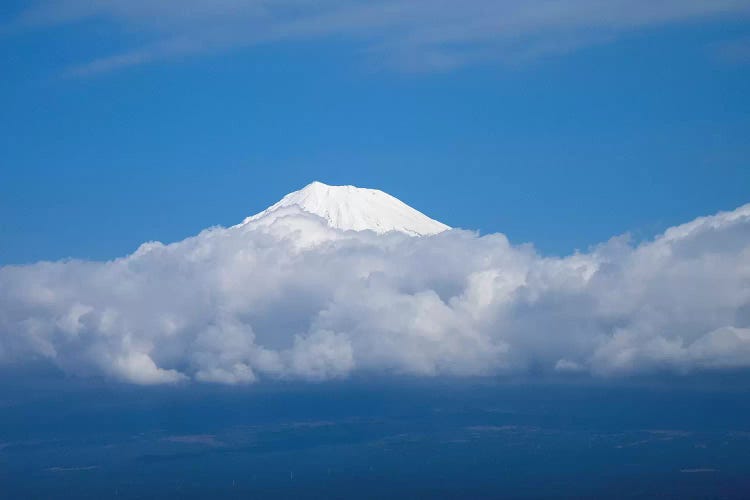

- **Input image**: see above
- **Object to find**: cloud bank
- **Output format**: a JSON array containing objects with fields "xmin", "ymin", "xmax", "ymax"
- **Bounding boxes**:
[
  {"xmin": 1, "ymin": 202, "xmax": 750, "ymax": 385},
  {"xmin": 9, "ymin": 1, "xmax": 750, "ymax": 74}
]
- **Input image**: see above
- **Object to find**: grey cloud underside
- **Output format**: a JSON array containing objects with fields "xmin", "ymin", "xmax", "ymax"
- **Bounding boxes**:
[
  {"xmin": 11, "ymin": 1, "xmax": 750, "ymax": 74},
  {"xmin": 1, "ymin": 202, "xmax": 750, "ymax": 385}
]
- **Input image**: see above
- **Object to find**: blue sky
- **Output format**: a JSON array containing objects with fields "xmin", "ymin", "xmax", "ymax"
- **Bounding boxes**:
[
  {"xmin": 2, "ymin": 2, "xmax": 750, "ymax": 388},
  {"xmin": 2, "ymin": 1, "xmax": 750, "ymax": 264}
]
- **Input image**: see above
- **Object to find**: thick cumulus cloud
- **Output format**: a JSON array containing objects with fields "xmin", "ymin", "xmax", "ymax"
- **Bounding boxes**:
[{"xmin": 1, "ymin": 204, "xmax": 750, "ymax": 385}]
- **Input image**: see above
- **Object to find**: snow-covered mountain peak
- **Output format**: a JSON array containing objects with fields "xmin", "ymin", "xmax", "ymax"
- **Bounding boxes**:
[{"xmin": 239, "ymin": 181, "xmax": 450, "ymax": 236}]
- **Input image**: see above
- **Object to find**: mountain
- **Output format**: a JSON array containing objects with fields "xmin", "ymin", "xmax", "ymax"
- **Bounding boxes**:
[{"xmin": 238, "ymin": 181, "xmax": 450, "ymax": 236}]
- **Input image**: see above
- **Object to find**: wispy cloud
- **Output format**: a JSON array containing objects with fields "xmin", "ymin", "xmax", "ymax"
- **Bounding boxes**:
[
  {"xmin": 712, "ymin": 36, "xmax": 750, "ymax": 64},
  {"xmin": 9, "ymin": 0, "xmax": 750, "ymax": 75}
]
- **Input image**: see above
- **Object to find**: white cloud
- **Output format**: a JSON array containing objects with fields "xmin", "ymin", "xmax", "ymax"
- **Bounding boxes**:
[
  {"xmin": 111, "ymin": 351, "xmax": 187, "ymax": 385},
  {"xmin": 1, "ymin": 202, "xmax": 749, "ymax": 385},
  {"xmin": 8, "ymin": 0, "xmax": 750, "ymax": 74}
]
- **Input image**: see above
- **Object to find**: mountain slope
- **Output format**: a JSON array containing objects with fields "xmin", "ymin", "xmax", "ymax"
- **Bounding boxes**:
[{"xmin": 238, "ymin": 181, "xmax": 450, "ymax": 236}]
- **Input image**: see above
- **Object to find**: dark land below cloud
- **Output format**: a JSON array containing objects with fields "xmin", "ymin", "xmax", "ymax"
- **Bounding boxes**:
[{"xmin": 2, "ymin": 375, "xmax": 750, "ymax": 498}]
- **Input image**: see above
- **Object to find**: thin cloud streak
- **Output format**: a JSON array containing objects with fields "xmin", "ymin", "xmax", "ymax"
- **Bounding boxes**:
[
  {"xmin": 712, "ymin": 36, "xmax": 750, "ymax": 64},
  {"xmin": 9, "ymin": 0, "xmax": 750, "ymax": 74}
]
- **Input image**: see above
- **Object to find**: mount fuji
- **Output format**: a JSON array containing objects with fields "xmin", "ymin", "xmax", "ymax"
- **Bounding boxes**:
[{"xmin": 237, "ymin": 181, "xmax": 450, "ymax": 236}]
